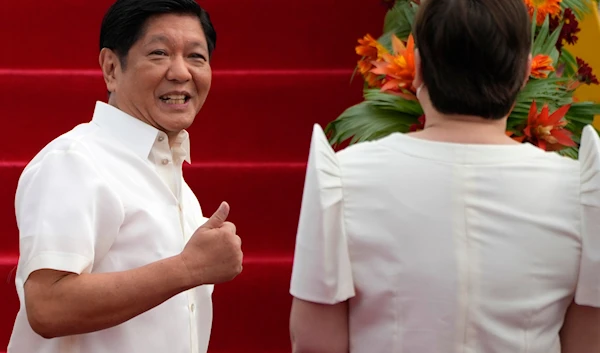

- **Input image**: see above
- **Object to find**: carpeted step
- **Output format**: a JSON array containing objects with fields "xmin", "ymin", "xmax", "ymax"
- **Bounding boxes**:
[
  {"xmin": 0, "ymin": 69, "xmax": 362, "ymax": 162},
  {"xmin": 0, "ymin": 162, "xmax": 306, "ymax": 258},
  {"xmin": 0, "ymin": 256, "xmax": 294, "ymax": 353},
  {"xmin": 0, "ymin": 0, "xmax": 384, "ymax": 70}
]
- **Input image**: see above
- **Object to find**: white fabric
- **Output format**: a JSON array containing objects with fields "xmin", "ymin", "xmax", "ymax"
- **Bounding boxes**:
[
  {"xmin": 577, "ymin": 125, "xmax": 600, "ymax": 306},
  {"xmin": 291, "ymin": 124, "xmax": 600, "ymax": 353},
  {"xmin": 9, "ymin": 101, "xmax": 213, "ymax": 353}
]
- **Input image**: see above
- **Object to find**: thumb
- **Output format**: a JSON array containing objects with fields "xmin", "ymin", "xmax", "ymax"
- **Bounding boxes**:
[{"xmin": 200, "ymin": 201, "xmax": 230, "ymax": 229}]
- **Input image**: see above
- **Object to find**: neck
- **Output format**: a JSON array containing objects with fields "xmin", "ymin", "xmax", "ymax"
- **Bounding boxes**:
[{"xmin": 409, "ymin": 106, "xmax": 517, "ymax": 145}]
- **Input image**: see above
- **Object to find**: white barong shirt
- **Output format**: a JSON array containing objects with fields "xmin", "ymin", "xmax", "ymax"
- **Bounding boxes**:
[{"xmin": 8, "ymin": 101, "xmax": 213, "ymax": 353}]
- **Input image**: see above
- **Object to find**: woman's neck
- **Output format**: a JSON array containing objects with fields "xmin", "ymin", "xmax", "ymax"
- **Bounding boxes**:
[{"xmin": 408, "ymin": 108, "xmax": 519, "ymax": 145}]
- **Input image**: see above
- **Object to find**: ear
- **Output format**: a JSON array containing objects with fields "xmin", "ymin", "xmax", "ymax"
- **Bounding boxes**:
[
  {"xmin": 523, "ymin": 53, "xmax": 532, "ymax": 88},
  {"xmin": 413, "ymin": 49, "xmax": 423, "ymax": 90},
  {"xmin": 99, "ymin": 48, "xmax": 120, "ymax": 94}
]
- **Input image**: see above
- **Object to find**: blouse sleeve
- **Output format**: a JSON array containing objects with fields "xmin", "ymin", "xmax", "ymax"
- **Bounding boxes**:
[
  {"xmin": 289, "ymin": 124, "xmax": 355, "ymax": 304},
  {"xmin": 576, "ymin": 125, "xmax": 600, "ymax": 307}
]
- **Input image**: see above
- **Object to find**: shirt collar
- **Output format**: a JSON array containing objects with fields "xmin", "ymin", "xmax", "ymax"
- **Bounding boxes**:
[
  {"xmin": 168, "ymin": 129, "xmax": 192, "ymax": 164},
  {"xmin": 91, "ymin": 101, "xmax": 191, "ymax": 164}
]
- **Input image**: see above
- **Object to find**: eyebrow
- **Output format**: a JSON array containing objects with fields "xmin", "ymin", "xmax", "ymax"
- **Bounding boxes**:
[{"xmin": 146, "ymin": 35, "xmax": 208, "ymax": 51}]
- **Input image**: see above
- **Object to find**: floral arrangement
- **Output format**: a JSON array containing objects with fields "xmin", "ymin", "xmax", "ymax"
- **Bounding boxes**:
[{"xmin": 326, "ymin": 0, "xmax": 600, "ymax": 157}]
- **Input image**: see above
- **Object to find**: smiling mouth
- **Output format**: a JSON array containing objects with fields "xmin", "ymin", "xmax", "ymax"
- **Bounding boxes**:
[{"xmin": 159, "ymin": 94, "xmax": 190, "ymax": 105}]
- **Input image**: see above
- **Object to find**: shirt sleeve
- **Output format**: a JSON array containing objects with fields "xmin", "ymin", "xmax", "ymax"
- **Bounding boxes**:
[
  {"xmin": 289, "ymin": 124, "xmax": 355, "ymax": 304},
  {"xmin": 576, "ymin": 125, "xmax": 600, "ymax": 307},
  {"xmin": 15, "ymin": 147, "xmax": 123, "ymax": 281}
]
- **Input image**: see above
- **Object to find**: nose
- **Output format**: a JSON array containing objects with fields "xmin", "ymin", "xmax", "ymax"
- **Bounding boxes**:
[{"xmin": 166, "ymin": 56, "xmax": 192, "ymax": 83}]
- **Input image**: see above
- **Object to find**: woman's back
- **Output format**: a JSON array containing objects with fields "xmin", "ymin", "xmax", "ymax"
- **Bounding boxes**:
[
  {"xmin": 290, "ymin": 125, "xmax": 597, "ymax": 353},
  {"xmin": 288, "ymin": 0, "xmax": 600, "ymax": 351},
  {"xmin": 341, "ymin": 128, "xmax": 581, "ymax": 352}
]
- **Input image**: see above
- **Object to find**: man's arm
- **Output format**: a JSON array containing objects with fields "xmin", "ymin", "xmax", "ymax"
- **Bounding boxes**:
[
  {"xmin": 560, "ymin": 301, "xmax": 600, "ymax": 353},
  {"xmin": 289, "ymin": 298, "xmax": 349, "ymax": 353},
  {"xmin": 26, "ymin": 256, "xmax": 191, "ymax": 339},
  {"xmin": 24, "ymin": 202, "xmax": 243, "ymax": 339}
]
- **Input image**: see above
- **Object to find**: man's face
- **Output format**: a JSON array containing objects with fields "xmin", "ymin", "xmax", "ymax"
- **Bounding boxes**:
[{"xmin": 104, "ymin": 13, "xmax": 211, "ymax": 136}]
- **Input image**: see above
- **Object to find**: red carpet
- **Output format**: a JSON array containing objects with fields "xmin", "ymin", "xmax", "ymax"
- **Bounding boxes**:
[{"xmin": 0, "ymin": 1, "xmax": 384, "ymax": 352}]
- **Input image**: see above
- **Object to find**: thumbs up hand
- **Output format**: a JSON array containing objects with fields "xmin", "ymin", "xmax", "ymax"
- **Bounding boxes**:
[{"xmin": 180, "ymin": 202, "xmax": 243, "ymax": 286}]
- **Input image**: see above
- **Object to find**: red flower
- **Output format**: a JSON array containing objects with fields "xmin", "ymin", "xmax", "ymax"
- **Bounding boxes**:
[
  {"xmin": 550, "ymin": 9, "xmax": 580, "ymax": 50},
  {"xmin": 521, "ymin": 101, "xmax": 576, "ymax": 151},
  {"xmin": 409, "ymin": 115, "xmax": 426, "ymax": 132},
  {"xmin": 577, "ymin": 57, "xmax": 599, "ymax": 85}
]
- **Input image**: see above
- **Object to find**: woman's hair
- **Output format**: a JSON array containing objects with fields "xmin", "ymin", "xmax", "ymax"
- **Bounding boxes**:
[{"xmin": 413, "ymin": 0, "xmax": 532, "ymax": 120}]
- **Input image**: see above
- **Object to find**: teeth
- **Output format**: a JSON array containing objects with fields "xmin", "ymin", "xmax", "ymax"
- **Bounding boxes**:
[
  {"xmin": 160, "ymin": 94, "xmax": 188, "ymax": 105},
  {"xmin": 161, "ymin": 95, "xmax": 186, "ymax": 100},
  {"xmin": 163, "ymin": 99, "xmax": 186, "ymax": 105}
]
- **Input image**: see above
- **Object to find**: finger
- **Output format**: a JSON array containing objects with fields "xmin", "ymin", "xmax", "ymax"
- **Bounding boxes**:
[
  {"xmin": 221, "ymin": 221, "xmax": 236, "ymax": 235},
  {"xmin": 199, "ymin": 202, "xmax": 230, "ymax": 230}
]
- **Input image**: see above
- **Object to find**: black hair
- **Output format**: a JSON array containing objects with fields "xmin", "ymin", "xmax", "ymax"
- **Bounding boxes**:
[
  {"xmin": 100, "ymin": 0, "xmax": 216, "ymax": 67},
  {"xmin": 413, "ymin": 0, "xmax": 531, "ymax": 120}
]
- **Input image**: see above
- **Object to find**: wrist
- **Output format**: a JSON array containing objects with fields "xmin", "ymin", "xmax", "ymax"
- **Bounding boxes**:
[{"xmin": 164, "ymin": 255, "xmax": 200, "ymax": 291}]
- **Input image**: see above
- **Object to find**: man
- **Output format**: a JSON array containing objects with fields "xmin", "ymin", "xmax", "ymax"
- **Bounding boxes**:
[{"xmin": 8, "ymin": 1, "xmax": 242, "ymax": 352}]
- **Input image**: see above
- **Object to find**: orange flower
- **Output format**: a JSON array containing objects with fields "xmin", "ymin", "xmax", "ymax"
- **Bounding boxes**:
[
  {"xmin": 370, "ymin": 34, "xmax": 417, "ymax": 99},
  {"xmin": 530, "ymin": 54, "xmax": 555, "ymax": 79},
  {"xmin": 524, "ymin": 0, "xmax": 562, "ymax": 25},
  {"xmin": 522, "ymin": 101, "xmax": 576, "ymax": 150},
  {"xmin": 356, "ymin": 34, "xmax": 388, "ymax": 60},
  {"xmin": 357, "ymin": 60, "xmax": 381, "ymax": 87},
  {"xmin": 356, "ymin": 34, "xmax": 389, "ymax": 88}
]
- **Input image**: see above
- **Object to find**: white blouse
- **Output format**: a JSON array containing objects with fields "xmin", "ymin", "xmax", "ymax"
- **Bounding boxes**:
[{"xmin": 290, "ymin": 124, "xmax": 600, "ymax": 353}]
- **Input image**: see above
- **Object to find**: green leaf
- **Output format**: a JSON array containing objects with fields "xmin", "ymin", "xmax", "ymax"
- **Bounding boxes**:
[
  {"xmin": 558, "ymin": 147, "xmax": 579, "ymax": 158},
  {"xmin": 325, "ymin": 99, "xmax": 421, "ymax": 147},
  {"xmin": 566, "ymin": 102, "xmax": 600, "ymax": 123},
  {"xmin": 543, "ymin": 26, "xmax": 562, "ymax": 55},
  {"xmin": 559, "ymin": 48, "xmax": 579, "ymax": 78},
  {"xmin": 561, "ymin": 0, "xmax": 593, "ymax": 19},
  {"xmin": 382, "ymin": 1, "xmax": 418, "ymax": 42},
  {"xmin": 517, "ymin": 77, "xmax": 571, "ymax": 107},
  {"xmin": 532, "ymin": 15, "xmax": 562, "ymax": 56},
  {"xmin": 531, "ymin": 9, "xmax": 538, "ymax": 46},
  {"xmin": 533, "ymin": 15, "xmax": 551, "ymax": 54},
  {"xmin": 363, "ymin": 89, "xmax": 424, "ymax": 115}
]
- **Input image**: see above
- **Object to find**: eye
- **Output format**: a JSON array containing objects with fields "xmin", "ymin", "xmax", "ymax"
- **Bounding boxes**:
[
  {"xmin": 150, "ymin": 50, "xmax": 168, "ymax": 56},
  {"xmin": 190, "ymin": 53, "xmax": 207, "ymax": 61}
]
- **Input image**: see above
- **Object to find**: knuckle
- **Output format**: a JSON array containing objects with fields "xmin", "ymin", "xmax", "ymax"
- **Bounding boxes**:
[{"xmin": 222, "ymin": 221, "xmax": 236, "ymax": 233}]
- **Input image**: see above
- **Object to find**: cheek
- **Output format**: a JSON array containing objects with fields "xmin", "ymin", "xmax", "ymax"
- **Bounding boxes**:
[
  {"xmin": 135, "ymin": 63, "xmax": 166, "ymax": 91},
  {"xmin": 193, "ymin": 69, "xmax": 212, "ymax": 94}
]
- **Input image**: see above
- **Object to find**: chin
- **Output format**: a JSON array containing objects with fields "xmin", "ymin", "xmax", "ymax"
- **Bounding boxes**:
[{"xmin": 173, "ymin": 118, "xmax": 196, "ymax": 131}]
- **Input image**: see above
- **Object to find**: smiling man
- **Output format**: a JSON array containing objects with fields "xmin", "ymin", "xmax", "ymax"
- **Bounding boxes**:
[{"xmin": 7, "ymin": 1, "xmax": 243, "ymax": 353}]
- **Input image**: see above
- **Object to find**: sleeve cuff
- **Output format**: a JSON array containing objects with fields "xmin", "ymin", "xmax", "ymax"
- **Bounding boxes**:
[
  {"xmin": 575, "ymin": 286, "xmax": 600, "ymax": 308},
  {"xmin": 22, "ymin": 252, "xmax": 93, "ymax": 280}
]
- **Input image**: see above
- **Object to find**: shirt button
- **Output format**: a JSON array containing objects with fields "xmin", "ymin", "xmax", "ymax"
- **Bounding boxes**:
[
  {"xmin": 190, "ymin": 303, "xmax": 195, "ymax": 313},
  {"xmin": 162, "ymin": 159, "xmax": 170, "ymax": 165},
  {"xmin": 158, "ymin": 136, "xmax": 165, "ymax": 142}
]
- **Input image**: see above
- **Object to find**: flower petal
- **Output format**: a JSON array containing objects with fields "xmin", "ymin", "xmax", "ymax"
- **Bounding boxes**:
[
  {"xmin": 528, "ymin": 101, "xmax": 538, "ymax": 126},
  {"xmin": 538, "ymin": 104, "xmax": 550, "ymax": 124},
  {"xmin": 550, "ymin": 128, "xmax": 577, "ymax": 147},
  {"xmin": 381, "ymin": 79, "xmax": 400, "ymax": 92},
  {"xmin": 391, "ymin": 35, "xmax": 406, "ymax": 55},
  {"xmin": 547, "ymin": 104, "xmax": 571, "ymax": 126}
]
